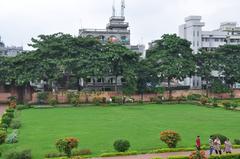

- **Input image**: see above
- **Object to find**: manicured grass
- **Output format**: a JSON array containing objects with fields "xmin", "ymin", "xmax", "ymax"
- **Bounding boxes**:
[{"xmin": 1, "ymin": 104, "xmax": 240, "ymax": 158}]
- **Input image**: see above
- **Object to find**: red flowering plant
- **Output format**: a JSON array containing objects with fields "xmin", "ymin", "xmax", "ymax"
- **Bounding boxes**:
[
  {"xmin": 56, "ymin": 137, "xmax": 79, "ymax": 157},
  {"xmin": 160, "ymin": 130, "xmax": 181, "ymax": 148},
  {"xmin": 189, "ymin": 150, "xmax": 207, "ymax": 159}
]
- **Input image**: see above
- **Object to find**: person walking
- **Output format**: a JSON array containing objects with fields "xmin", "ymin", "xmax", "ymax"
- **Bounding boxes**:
[
  {"xmin": 209, "ymin": 136, "xmax": 214, "ymax": 155},
  {"xmin": 196, "ymin": 136, "xmax": 201, "ymax": 150},
  {"xmin": 214, "ymin": 137, "xmax": 222, "ymax": 155},
  {"xmin": 224, "ymin": 138, "xmax": 232, "ymax": 154}
]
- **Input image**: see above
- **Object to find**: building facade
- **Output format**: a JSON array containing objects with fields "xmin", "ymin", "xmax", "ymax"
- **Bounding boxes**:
[
  {"xmin": 0, "ymin": 36, "xmax": 23, "ymax": 57},
  {"xmin": 179, "ymin": 16, "xmax": 240, "ymax": 88},
  {"xmin": 78, "ymin": 0, "xmax": 145, "ymax": 91}
]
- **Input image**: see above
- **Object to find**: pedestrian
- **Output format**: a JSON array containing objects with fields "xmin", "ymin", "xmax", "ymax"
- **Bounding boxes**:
[
  {"xmin": 209, "ymin": 136, "xmax": 214, "ymax": 155},
  {"xmin": 224, "ymin": 138, "xmax": 232, "ymax": 154},
  {"xmin": 196, "ymin": 136, "xmax": 201, "ymax": 150},
  {"xmin": 214, "ymin": 137, "xmax": 222, "ymax": 155}
]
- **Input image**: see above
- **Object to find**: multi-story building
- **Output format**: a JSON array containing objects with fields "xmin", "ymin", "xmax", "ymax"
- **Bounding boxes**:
[
  {"xmin": 179, "ymin": 16, "xmax": 240, "ymax": 88},
  {"xmin": 78, "ymin": 0, "xmax": 145, "ymax": 91},
  {"xmin": 0, "ymin": 36, "xmax": 23, "ymax": 57}
]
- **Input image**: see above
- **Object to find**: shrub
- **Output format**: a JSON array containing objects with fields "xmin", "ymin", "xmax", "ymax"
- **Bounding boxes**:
[
  {"xmin": 168, "ymin": 156, "xmax": 189, "ymax": 159},
  {"xmin": 6, "ymin": 130, "xmax": 18, "ymax": 144},
  {"xmin": 45, "ymin": 152, "xmax": 65, "ymax": 158},
  {"xmin": 150, "ymin": 96, "xmax": 163, "ymax": 104},
  {"xmin": 0, "ymin": 130, "xmax": 7, "ymax": 144},
  {"xmin": 8, "ymin": 96, "xmax": 17, "ymax": 109},
  {"xmin": 111, "ymin": 96, "xmax": 123, "ymax": 104},
  {"xmin": 1, "ymin": 115, "xmax": 12, "ymax": 126},
  {"xmin": 6, "ymin": 111, "xmax": 14, "ymax": 118},
  {"xmin": 48, "ymin": 97, "xmax": 58, "ymax": 106},
  {"xmin": 16, "ymin": 105, "xmax": 31, "ymax": 110},
  {"xmin": 6, "ymin": 149, "xmax": 31, "ymax": 159},
  {"xmin": 234, "ymin": 139, "xmax": 240, "ymax": 145},
  {"xmin": 231, "ymin": 102, "xmax": 238, "ymax": 110},
  {"xmin": 10, "ymin": 120, "xmax": 21, "ymax": 129},
  {"xmin": 187, "ymin": 94, "xmax": 202, "ymax": 101},
  {"xmin": 37, "ymin": 92, "xmax": 49, "ymax": 104},
  {"xmin": 200, "ymin": 97, "xmax": 209, "ymax": 105},
  {"xmin": 92, "ymin": 96, "xmax": 103, "ymax": 105},
  {"xmin": 100, "ymin": 151, "xmax": 137, "ymax": 157},
  {"xmin": 222, "ymin": 101, "xmax": 232, "ymax": 110},
  {"xmin": 6, "ymin": 108, "xmax": 14, "ymax": 113},
  {"xmin": 72, "ymin": 149, "xmax": 92, "ymax": 156},
  {"xmin": 56, "ymin": 137, "xmax": 79, "ymax": 157},
  {"xmin": 0, "ymin": 123, "xmax": 8, "ymax": 130},
  {"xmin": 210, "ymin": 134, "xmax": 228, "ymax": 144},
  {"xmin": 67, "ymin": 92, "xmax": 80, "ymax": 106},
  {"xmin": 209, "ymin": 153, "xmax": 240, "ymax": 159},
  {"xmin": 175, "ymin": 96, "xmax": 186, "ymax": 103},
  {"xmin": 113, "ymin": 139, "xmax": 130, "ymax": 152},
  {"xmin": 160, "ymin": 130, "xmax": 181, "ymax": 148},
  {"xmin": 189, "ymin": 150, "xmax": 207, "ymax": 159}
]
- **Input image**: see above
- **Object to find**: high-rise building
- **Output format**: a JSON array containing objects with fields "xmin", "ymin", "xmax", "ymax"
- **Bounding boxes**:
[
  {"xmin": 0, "ymin": 36, "xmax": 23, "ymax": 57},
  {"xmin": 179, "ymin": 16, "xmax": 240, "ymax": 88}
]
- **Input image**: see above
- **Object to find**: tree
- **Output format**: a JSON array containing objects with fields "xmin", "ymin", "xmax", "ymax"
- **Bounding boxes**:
[
  {"xmin": 103, "ymin": 43, "xmax": 139, "ymax": 92},
  {"xmin": 147, "ymin": 34, "xmax": 196, "ymax": 99},
  {"xmin": 195, "ymin": 49, "xmax": 218, "ymax": 96},
  {"xmin": 216, "ymin": 45, "xmax": 240, "ymax": 88}
]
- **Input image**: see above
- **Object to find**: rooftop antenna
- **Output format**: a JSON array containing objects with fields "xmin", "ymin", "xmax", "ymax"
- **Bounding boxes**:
[
  {"xmin": 121, "ymin": 0, "xmax": 125, "ymax": 17},
  {"xmin": 112, "ymin": 0, "xmax": 116, "ymax": 16}
]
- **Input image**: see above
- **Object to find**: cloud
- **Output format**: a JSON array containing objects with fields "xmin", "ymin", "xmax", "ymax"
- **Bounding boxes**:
[{"xmin": 0, "ymin": 0, "xmax": 239, "ymax": 50}]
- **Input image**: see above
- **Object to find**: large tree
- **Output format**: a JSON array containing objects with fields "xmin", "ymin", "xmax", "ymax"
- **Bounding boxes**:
[
  {"xmin": 195, "ymin": 49, "xmax": 219, "ymax": 96},
  {"xmin": 147, "ymin": 34, "xmax": 196, "ymax": 99},
  {"xmin": 216, "ymin": 45, "xmax": 240, "ymax": 88}
]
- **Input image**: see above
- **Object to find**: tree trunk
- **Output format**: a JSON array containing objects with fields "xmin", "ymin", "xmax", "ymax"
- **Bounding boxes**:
[
  {"xmin": 167, "ymin": 78, "xmax": 172, "ymax": 100},
  {"xmin": 115, "ymin": 75, "xmax": 118, "ymax": 92}
]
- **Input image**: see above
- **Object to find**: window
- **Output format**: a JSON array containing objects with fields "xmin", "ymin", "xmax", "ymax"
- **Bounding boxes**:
[
  {"xmin": 197, "ymin": 31, "xmax": 199, "ymax": 37},
  {"xmin": 193, "ymin": 41, "xmax": 195, "ymax": 47},
  {"xmin": 215, "ymin": 39, "xmax": 219, "ymax": 42},
  {"xmin": 197, "ymin": 41, "xmax": 199, "ymax": 47},
  {"xmin": 193, "ymin": 31, "xmax": 195, "ymax": 37}
]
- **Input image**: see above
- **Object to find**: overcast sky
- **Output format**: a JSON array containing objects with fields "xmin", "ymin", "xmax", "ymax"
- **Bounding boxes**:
[{"xmin": 0, "ymin": 0, "xmax": 239, "ymax": 50}]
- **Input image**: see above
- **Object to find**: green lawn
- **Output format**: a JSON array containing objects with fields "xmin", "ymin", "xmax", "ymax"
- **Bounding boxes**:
[{"xmin": 1, "ymin": 104, "xmax": 240, "ymax": 158}]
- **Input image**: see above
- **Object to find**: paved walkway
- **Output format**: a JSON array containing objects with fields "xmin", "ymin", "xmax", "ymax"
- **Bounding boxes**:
[
  {"xmin": 92, "ymin": 149, "xmax": 240, "ymax": 159},
  {"xmin": 0, "ymin": 104, "xmax": 7, "ymax": 117}
]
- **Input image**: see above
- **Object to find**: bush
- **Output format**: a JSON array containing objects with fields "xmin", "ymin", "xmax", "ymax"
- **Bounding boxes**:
[
  {"xmin": 6, "ymin": 111, "xmax": 14, "ymax": 118},
  {"xmin": 6, "ymin": 108, "xmax": 14, "ymax": 113},
  {"xmin": 111, "ymin": 96, "xmax": 123, "ymax": 104},
  {"xmin": 231, "ymin": 102, "xmax": 239, "ymax": 110},
  {"xmin": 56, "ymin": 137, "xmax": 79, "ymax": 157},
  {"xmin": 10, "ymin": 120, "xmax": 21, "ymax": 129},
  {"xmin": 175, "ymin": 96, "xmax": 187, "ymax": 103},
  {"xmin": 6, "ymin": 149, "xmax": 32, "ymax": 159},
  {"xmin": 160, "ymin": 130, "xmax": 181, "ymax": 148},
  {"xmin": 37, "ymin": 92, "xmax": 49, "ymax": 104},
  {"xmin": 209, "ymin": 153, "xmax": 240, "ymax": 159},
  {"xmin": 0, "ymin": 123, "xmax": 8, "ymax": 130},
  {"xmin": 0, "ymin": 130, "xmax": 7, "ymax": 144},
  {"xmin": 16, "ymin": 105, "xmax": 31, "ymax": 110},
  {"xmin": 48, "ymin": 97, "xmax": 58, "ymax": 106},
  {"xmin": 210, "ymin": 134, "xmax": 228, "ymax": 144},
  {"xmin": 223, "ymin": 101, "xmax": 232, "ymax": 110},
  {"xmin": 6, "ymin": 130, "xmax": 18, "ymax": 144},
  {"xmin": 234, "ymin": 139, "xmax": 240, "ymax": 145},
  {"xmin": 200, "ymin": 97, "xmax": 209, "ymax": 105},
  {"xmin": 150, "ymin": 96, "xmax": 163, "ymax": 104},
  {"xmin": 100, "ymin": 151, "xmax": 137, "ymax": 157},
  {"xmin": 72, "ymin": 149, "xmax": 92, "ymax": 156},
  {"xmin": 168, "ymin": 156, "xmax": 189, "ymax": 159},
  {"xmin": 92, "ymin": 97, "xmax": 103, "ymax": 105},
  {"xmin": 1, "ymin": 115, "xmax": 12, "ymax": 126},
  {"xmin": 187, "ymin": 94, "xmax": 202, "ymax": 101},
  {"xmin": 113, "ymin": 139, "xmax": 130, "ymax": 152},
  {"xmin": 189, "ymin": 150, "xmax": 207, "ymax": 159},
  {"xmin": 45, "ymin": 152, "xmax": 65, "ymax": 158}
]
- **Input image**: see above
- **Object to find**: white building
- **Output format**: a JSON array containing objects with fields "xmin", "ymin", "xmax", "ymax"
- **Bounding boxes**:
[
  {"xmin": 179, "ymin": 16, "xmax": 240, "ymax": 88},
  {"xmin": 0, "ymin": 36, "xmax": 23, "ymax": 57}
]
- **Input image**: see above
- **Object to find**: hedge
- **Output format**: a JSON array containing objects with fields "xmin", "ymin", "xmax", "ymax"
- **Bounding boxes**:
[
  {"xmin": 209, "ymin": 153, "xmax": 240, "ymax": 159},
  {"xmin": 100, "ymin": 151, "xmax": 138, "ymax": 157},
  {"xmin": 168, "ymin": 156, "xmax": 189, "ymax": 159}
]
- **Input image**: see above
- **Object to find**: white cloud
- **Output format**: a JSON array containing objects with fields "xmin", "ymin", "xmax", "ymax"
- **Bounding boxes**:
[{"xmin": 0, "ymin": 0, "xmax": 239, "ymax": 49}]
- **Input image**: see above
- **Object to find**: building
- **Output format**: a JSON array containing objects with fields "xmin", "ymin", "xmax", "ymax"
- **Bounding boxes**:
[
  {"xmin": 0, "ymin": 36, "xmax": 23, "ymax": 57},
  {"xmin": 179, "ymin": 16, "xmax": 240, "ymax": 88},
  {"xmin": 79, "ymin": 0, "xmax": 145, "ymax": 58},
  {"xmin": 78, "ymin": 0, "xmax": 145, "ymax": 91}
]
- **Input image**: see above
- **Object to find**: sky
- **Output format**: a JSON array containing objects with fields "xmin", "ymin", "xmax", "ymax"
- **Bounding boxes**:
[{"xmin": 0, "ymin": 0, "xmax": 239, "ymax": 50}]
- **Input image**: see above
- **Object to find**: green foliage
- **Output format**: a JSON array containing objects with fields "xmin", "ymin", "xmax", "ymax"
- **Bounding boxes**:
[
  {"xmin": 67, "ymin": 92, "xmax": 80, "ymax": 106},
  {"xmin": 210, "ymin": 134, "xmax": 228, "ymax": 144},
  {"xmin": 16, "ymin": 105, "xmax": 31, "ymax": 110},
  {"xmin": 100, "ymin": 151, "xmax": 137, "ymax": 157},
  {"xmin": 187, "ymin": 94, "xmax": 202, "ymax": 101},
  {"xmin": 1, "ymin": 115, "xmax": 12, "ymax": 126},
  {"xmin": 113, "ymin": 139, "xmax": 131, "ymax": 152},
  {"xmin": 209, "ymin": 153, "xmax": 240, "ymax": 159},
  {"xmin": 10, "ymin": 120, "xmax": 21, "ymax": 129},
  {"xmin": 111, "ymin": 96, "xmax": 123, "ymax": 104},
  {"xmin": 56, "ymin": 137, "xmax": 79, "ymax": 157},
  {"xmin": 48, "ymin": 97, "xmax": 58, "ymax": 106},
  {"xmin": 160, "ymin": 130, "xmax": 181, "ymax": 148},
  {"xmin": 210, "ymin": 79, "xmax": 230, "ymax": 94},
  {"xmin": 37, "ymin": 92, "xmax": 49, "ymax": 104},
  {"xmin": 5, "ymin": 149, "xmax": 32, "ymax": 159},
  {"xmin": 234, "ymin": 139, "xmax": 240, "ymax": 145},
  {"xmin": 168, "ymin": 156, "xmax": 189, "ymax": 159},
  {"xmin": 150, "ymin": 96, "xmax": 163, "ymax": 104},
  {"xmin": 200, "ymin": 96, "xmax": 209, "ymax": 105},
  {"xmin": 6, "ymin": 129, "xmax": 18, "ymax": 144},
  {"xmin": 152, "ymin": 147, "xmax": 194, "ymax": 153},
  {"xmin": 0, "ymin": 130, "xmax": 7, "ymax": 144}
]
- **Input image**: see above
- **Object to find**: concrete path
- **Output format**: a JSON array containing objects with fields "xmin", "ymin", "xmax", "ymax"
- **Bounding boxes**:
[
  {"xmin": 92, "ymin": 149, "xmax": 240, "ymax": 159},
  {"xmin": 0, "ymin": 104, "xmax": 7, "ymax": 117}
]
